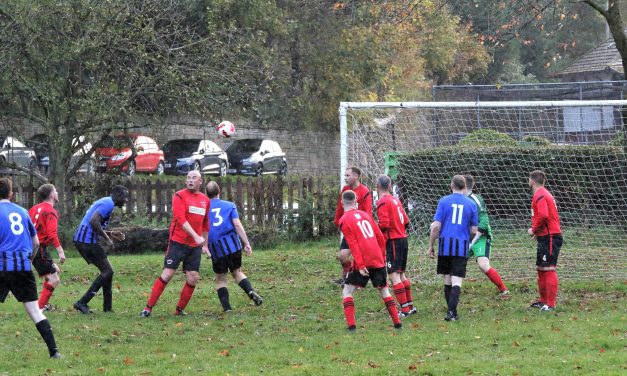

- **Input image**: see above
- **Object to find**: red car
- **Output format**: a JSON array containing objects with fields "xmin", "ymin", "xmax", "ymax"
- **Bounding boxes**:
[{"xmin": 96, "ymin": 135, "xmax": 165, "ymax": 175}]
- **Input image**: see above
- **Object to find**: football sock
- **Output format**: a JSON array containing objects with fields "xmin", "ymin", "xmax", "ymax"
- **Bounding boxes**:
[
  {"xmin": 342, "ymin": 297, "xmax": 356, "ymax": 328},
  {"xmin": 79, "ymin": 275, "xmax": 105, "ymax": 304},
  {"xmin": 38, "ymin": 281, "xmax": 55, "ymax": 309},
  {"xmin": 176, "ymin": 282, "xmax": 196, "ymax": 312},
  {"xmin": 392, "ymin": 283, "xmax": 409, "ymax": 313},
  {"xmin": 447, "ymin": 285, "xmax": 461, "ymax": 313},
  {"xmin": 545, "ymin": 270, "xmax": 558, "ymax": 307},
  {"xmin": 485, "ymin": 268, "xmax": 507, "ymax": 292},
  {"xmin": 444, "ymin": 284, "xmax": 452, "ymax": 304},
  {"xmin": 402, "ymin": 279, "xmax": 414, "ymax": 309},
  {"xmin": 238, "ymin": 278, "xmax": 254, "ymax": 297},
  {"xmin": 35, "ymin": 319, "xmax": 58, "ymax": 357},
  {"xmin": 102, "ymin": 274, "xmax": 113, "ymax": 312},
  {"xmin": 217, "ymin": 287, "xmax": 231, "ymax": 311},
  {"xmin": 383, "ymin": 296, "xmax": 401, "ymax": 325},
  {"xmin": 537, "ymin": 270, "xmax": 547, "ymax": 304},
  {"xmin": 146, "ymin": 277, "xmax": 168, "ymax": 310}
]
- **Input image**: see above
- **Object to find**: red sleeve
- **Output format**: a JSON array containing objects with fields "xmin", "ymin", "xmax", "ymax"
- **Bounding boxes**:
[
  {"xmin": 372, "ymin": 217, "xmax": 386, "ymax": 258},
  {"xmin": 376, "ymin": 200, "xmax": 390, "ymax": 231},
  {"xmin": 334, "ymin": 197, "xmax": 344, "ymax": 227},
  {"xmin": 342, "ymin": 221, "xmax": 365, "ymax": 270},
  {"xmin": 363, "ymin": 190, "xmax": 373, "ymax": 216},
  {"xmin": 532, "ymin": 196, "xmax": 549, "ymax": 234},
  {"xmin": 46, "ymin": 211, "xmax": 61, "ymax": 248},
  {"xmin": 172, "ymin": 192, "xmax": 187, "ymax": 227}
]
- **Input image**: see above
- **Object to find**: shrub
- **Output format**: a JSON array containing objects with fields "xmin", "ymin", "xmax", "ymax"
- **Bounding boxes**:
[{"xmin": 457, "ymin": 129, "xmax": 518, "ymax": 147}]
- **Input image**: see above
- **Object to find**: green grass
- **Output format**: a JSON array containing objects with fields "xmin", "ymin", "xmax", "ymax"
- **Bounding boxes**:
[{"xmin": 0, "ymin": 239, "xmax": 625, "ymax": 375}]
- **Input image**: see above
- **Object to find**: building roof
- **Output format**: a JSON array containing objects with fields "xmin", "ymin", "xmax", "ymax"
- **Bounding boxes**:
[{"xmin": 555, "ymin": 32, "xmax": 624, "ymax": 76}]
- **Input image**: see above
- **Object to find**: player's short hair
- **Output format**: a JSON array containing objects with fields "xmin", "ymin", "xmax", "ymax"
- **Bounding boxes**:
[
  {"xmin": 111, "ymin": 185, "xmax": 129, "ymax": 200},
  {"xmin": 463, "ymin": 174, "xmax": 474, "ymax": 191},
  {"xmin": 342, "ymin": 190, "xmax": 356, "ymax": 206},
  {"xmin": 346, "ymin": 166, "xmax": 361, "ymax": 178},
  {"xmin": 451, "ymin": 175, "xmax": 466, "ymax": 191},
  {"xmin": 206, "ymin": 181, "xmax": 220, "ymax": 199},
  {"xmin": 0, "ymin": 178, "xmax": 12, "ymax": 199},
  {"xmin": 376, "ymin": 174, "xmax": 392, "ymax": 191},
  {"xmin": 529, "ymin": 170, "xmax": 546, "ymax": 185},
  {"xmin": 37, "ymin": 184, "xmax": 56, "ymax": 202}
]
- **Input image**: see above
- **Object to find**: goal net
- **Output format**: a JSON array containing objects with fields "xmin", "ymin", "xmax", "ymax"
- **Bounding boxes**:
[{"xmin": 340, "ymin": 100, "xmax": 627, "ymax": 282}]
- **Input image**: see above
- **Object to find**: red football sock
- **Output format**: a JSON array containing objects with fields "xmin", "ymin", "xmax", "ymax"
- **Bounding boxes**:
[
  {"xmin": 402, "ymin": 279, "xmax": 414, "ymax": 309},
  {"xmin": 342, "ymin": 297, "xmax": 356, "ymax": 328},
  {"xmin": 392, "ymin": 283, "xmax": 409, "ymax": 313},
  {"xmin": 383, "ymin": 296, "xmax": 401, "ymax": 325},
  {"xmin": 176, "ymin": 283, "xmax": 196, "ymax": 312},
  {"xmin": 146, "ymin": 277, "xmax": 168, "ymax": 310},
  {"xmin": 38, "ymin": 281, "xmax": 55, "ymax": 309},
  {"xmin": 485, "ymin": 268, "xmax": 507, "ymax": 292},
  {"xmin": 544, "ymin": 270, "xmax": 558, "ymax": 307},
  {"xmin": 537, "ymin": 270, "xmax": 547, "ymax": 304}
]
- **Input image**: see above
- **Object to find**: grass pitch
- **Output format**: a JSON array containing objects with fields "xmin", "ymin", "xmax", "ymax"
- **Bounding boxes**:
[{"xmin": 0, "ymin": 239, "xmax": 625, "ymax": 375}]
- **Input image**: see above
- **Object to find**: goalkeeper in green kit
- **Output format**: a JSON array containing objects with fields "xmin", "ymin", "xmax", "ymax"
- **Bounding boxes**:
[{"xmin": 463, "ymin": 175, "xmax": 510, "ymax": 298}]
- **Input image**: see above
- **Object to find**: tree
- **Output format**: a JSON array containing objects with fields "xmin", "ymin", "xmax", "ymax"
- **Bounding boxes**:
[{"xmin": 0, "ymin": 0, "xmax": 277, "ymax": 212}]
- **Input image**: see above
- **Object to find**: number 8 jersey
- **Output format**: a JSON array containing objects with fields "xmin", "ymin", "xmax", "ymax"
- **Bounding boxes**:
[
  {"xmin": 339, "ymin": 209, "xmax": 386, "ymax": 270},
  {"xmin": 0, "ymin": 201, "xmax": 37, "ymax": 271}
]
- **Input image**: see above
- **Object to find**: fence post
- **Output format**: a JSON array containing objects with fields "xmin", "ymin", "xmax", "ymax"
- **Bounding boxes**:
[
  {"xmin": 246, "ymin": 177, "xmax": 253, "ymax": 222},
  {"xmin": 255, "ymin": 178, "xmax": 264, "ymax": 227},
  {"xmin": 287, "ymin": 177, "xmax": 294, "ymax": 232},
  {"xmin": 145, "ymin": 179, "xmax": 153, "ymax": 221},
  {"xmin": 225, "ymin": 177, "xmax": 233, "ymax": 202},
  {"xmin": 155, "ymin": 179, "xmax": 163, "ymax": 222},
  {"xmin": 234, "ymin": 177, "xmax": 243, "ymax": 214}
]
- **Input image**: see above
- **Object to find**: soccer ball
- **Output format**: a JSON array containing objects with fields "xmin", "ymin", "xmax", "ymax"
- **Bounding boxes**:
[{"xmin": 217, "ymin": 121, "xmax": 235, "ymax": 138}]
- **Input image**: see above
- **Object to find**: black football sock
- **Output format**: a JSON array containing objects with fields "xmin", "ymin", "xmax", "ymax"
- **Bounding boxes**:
[
  {"xmin": 447, "ymin": 285, "xmax": 461, "ymax": 313},
  {"xmin": 35, "ymin": 319, "xmax": 58, "ymax": 357},
  {"xmin": 217, "ymin": 287, "xmax": 232, "ymax": 311},
  {"xmin": 79, "ymin": 275, "xmax": 105, "ymax": 304},
  {"xmin": 444, "ymin": 284, "xmax": 452, "ymax": 304},
  {"xmin": 102, "ymin": 275, "xmax": 113, "ymax": 311},
  {"xmin": 238, "ymin": 278, "xmax": 254, "ymax": 296}
]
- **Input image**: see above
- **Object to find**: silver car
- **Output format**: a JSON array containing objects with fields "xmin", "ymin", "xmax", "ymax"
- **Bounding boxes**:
[{"xmin": 0, "ymin": 135, "xmax": 38, "ymax": 171}]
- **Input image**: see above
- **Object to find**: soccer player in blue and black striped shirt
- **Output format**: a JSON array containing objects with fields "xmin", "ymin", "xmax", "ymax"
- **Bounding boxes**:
[
  {"xmin": 0, "ymin": 178, "xmax": 60, "ymax": 358},
  {"xmin": 428, "ymin": 175, "xmax": 478, "ymax": 321},
  {"xmin": 205, "ymin": 181, "xmax": 262, "ymax": 312}
]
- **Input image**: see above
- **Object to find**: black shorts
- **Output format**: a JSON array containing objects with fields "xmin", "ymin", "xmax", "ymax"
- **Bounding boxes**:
[
  {"xmin": 345, "ymin": 267, "xmax": 388, "ymax": 288},
  {"xmin": 75, "ymin": 242, "xmax": 108, "ymax": 265},
  {"xmin": 164, "ymin": 240, "xmax": 202, "ymax": 272},
  {"xmin": 339, "ymin": 237, "xmax": 348, "ymax": 250},
  {"xmin": 386, "ymin": 238, "xmax": 408, "ymax": 273},
  {"xmin": 0, "ymin": 271, "xmax": 38, "ymax": 303},
  {"xmin": 212, "ymin": 251, "xmax": 243, "ymax": 274},
  {"xmin": 536, "ymin": 234, "xmax": 563, "ymax": 267},
  {"xmin": 32, "ymin": 246, "xmax": 56, "ymax": 276},
  {"xmin": 437, "ymin": 256, "xmax": 469, "ymax": 278}
]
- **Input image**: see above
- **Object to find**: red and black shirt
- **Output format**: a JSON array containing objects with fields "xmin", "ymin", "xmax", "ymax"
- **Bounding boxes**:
[{"xmin": 531, "ymin": 187, "xmax": 561, "ymax": 237}]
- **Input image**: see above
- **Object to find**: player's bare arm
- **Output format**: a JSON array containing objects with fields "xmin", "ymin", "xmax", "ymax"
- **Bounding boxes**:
[
  {"xmin": 233, "ymin": 218, "xmax": 252, "ymax": 256},
  {"xmin": 106, "ymin": 230, "xmax": 126, "ymax": 242},
  {"xmin": 89, "ymin": 211, "xmax": 113, "ymax": 246},
  {"xmin": 180, "ymin": 221, "xmax": 205, "ymax": 245},
  {"xmin": 201, "ymin": 231, "xmax": 210, "ymax": 257},
  {"xmin": 428, "ymin": 221, "xmax": 441, "ymax": 259},
  {"xmin": 54, "ymin": 245, "xmax": 66, "ymax": 264}
]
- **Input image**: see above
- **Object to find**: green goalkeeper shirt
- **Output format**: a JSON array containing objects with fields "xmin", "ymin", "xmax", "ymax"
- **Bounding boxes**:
[{"xmin": 468, "ymin": 192, "xmax": 493, "ymax": 239}]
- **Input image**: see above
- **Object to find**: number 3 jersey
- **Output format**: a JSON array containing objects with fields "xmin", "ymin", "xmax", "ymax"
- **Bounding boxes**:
[
  {"xmin": 207, "ymin": 198, "xmax": 242, "ymax": 258},
  {"xmin": 0, "ymin": 201, "xmax": 37, "ymax": 271},
  {"xmin": 433, "ymin": 193, "xmax": 478, "ymax": 258},
  {"xmin": 339, "ymin": 209, "xmax": 386, "ymax": 270}
]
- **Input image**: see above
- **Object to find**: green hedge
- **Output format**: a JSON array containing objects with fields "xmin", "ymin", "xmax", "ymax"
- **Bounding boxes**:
[{"xmin": 396, "ymin": 145, "xmax": 627, "ymax": 232}]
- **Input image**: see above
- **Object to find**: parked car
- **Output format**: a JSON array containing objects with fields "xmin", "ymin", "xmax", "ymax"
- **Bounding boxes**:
[
  {"xmin": 226, "ymin": 138, "xmax": 287, "ymax": 176},
  {"xmin": 96, "ymin": 135, "xmax": 164, "ymax": 175},
  {"xmin": 0, "ymin": 135, "xmax": 38, "ymax": 171},
  {"xmin": 26, "ymin": 134, "xmax": 96, "ymax": 176},
  {"xmin": 162, "ymin": 139, "xmax": 228, "ymax": 176}
]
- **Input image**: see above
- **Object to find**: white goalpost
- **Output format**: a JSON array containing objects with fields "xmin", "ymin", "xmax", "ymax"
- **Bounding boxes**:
[{"xmin": 339, "ymin": 100, "xmax": 627, "ymax": 281}]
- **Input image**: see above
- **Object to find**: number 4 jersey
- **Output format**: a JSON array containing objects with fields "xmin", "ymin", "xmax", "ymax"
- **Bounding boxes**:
[
  {"xmin": 207, "ymin": 198, "xmax": 242, "ymax": 259},
  {"xmin": 433, "ymin": 193, "xmax": 478, "ymax": 258},
  {"xmin": 0, "ymin": 201, "xmax": 37, "ymax": 271},
  {"xmin": 339, "ymin": 209, "xmax": 386, "ymax": 270}
]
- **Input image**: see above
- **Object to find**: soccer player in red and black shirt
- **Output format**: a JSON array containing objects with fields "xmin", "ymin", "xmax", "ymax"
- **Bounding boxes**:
[
  {"xmin": 339, "ymin": 190, "xmax": 401, "ymax": 332},
  {"xmin": 375, "ymin": 174, "xmax": 416, "ymax": 318},
  {"xmin": 333, "ymin": 167, "xmax": 372, "ymax": 284},
  {"xmin": 528, "ymin": 170, "xmax": 563, "ymax": 312},
  {"xmin": 29, "ymin": 184, "xmax": 66, "ymax": 311},
  {"xmin": 140, "ymin": 171, "xmax": 210, "ymax": 317}
]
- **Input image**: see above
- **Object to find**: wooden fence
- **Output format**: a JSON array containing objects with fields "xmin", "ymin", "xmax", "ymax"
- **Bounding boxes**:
[{"xmin": 7, "ymin": 174, "xmax": 340, "ymax": 237}]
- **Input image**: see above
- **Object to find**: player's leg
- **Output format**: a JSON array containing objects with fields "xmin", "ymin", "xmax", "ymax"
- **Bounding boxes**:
[
  {"xmin": 39, "ymin": 272, "xmax": 60, "ymax": 310},
  {"xmin": 175, "ymin": 246, "xmax": 202, "ymax": 315},
  {"xmin": 33, "ymin": 248, "xmax": 59, "ymax": 310},
  {"xmin": 438, "ymin": 256, "xmax": 453, "ymax": 305},
  {"xmin": 387, "ymin": 239, "xmax": 409, "ymax": 316},
  {"xmin": 540, "ymin": 235, "xmax": 561, "ymax": 311},
  {"xmin": 532, "ymin": 236, "xmax": 549, "ymax": 308},
  {"xmin": 142, "ymin": 241, "xmax": 183, "ymax": 316},
  {"xmin": 215, "ymin": 272, "xmax": 231, "ymax": 312},
  {"xmin": 474, "ymin": 238, "xmax": 509, "ymax": 297},
  {"xmin": 445, "ymin": 257, "xmax": 467, "ymax": 321},
  {"xmin": 94, "ymin": 257, "xmax": 115, "ymax": 312},
  {"xmin": 400, "ymin": 273, "xmax": 416, "ymax": 314},
  {"xmin": 74, "ymin": 244, "xmax": 111, "ymax": 314},
  {"xmin": 373, "ymin": 268, "xmax": 401, "ymax": 329},
  {"xmin": 12, "ymin": 272, "xmax": 60, "ymax": 358},
  {"xmin": 229, "ymin": 251, "xmax": 263, "ymax": 306},
  {"xmin": 336, "ymin": 237, "xmax": 352, "ymax": 284},
  {"xmin": 341, "ymin": 283, "xmax": 357, "ymax": 331}
]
